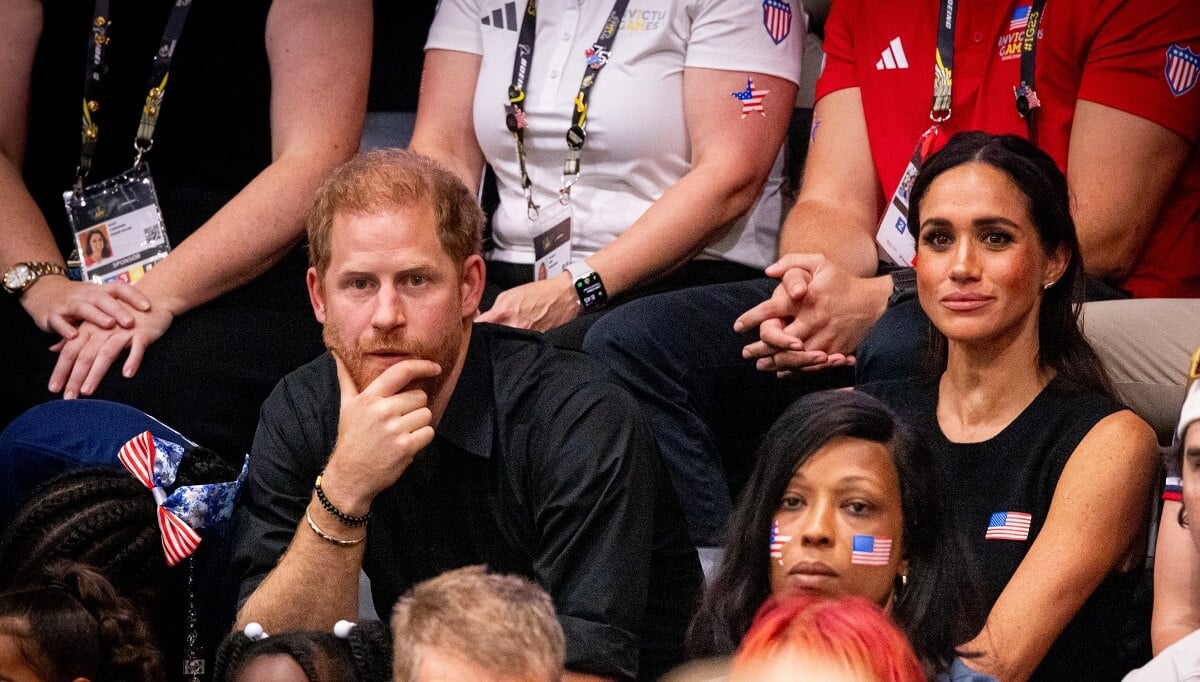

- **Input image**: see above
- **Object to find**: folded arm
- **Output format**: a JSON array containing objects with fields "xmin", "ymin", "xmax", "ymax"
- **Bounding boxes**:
[{"xmin": 736, "ymin": 87, "xmax": 893, "ymax": 369}]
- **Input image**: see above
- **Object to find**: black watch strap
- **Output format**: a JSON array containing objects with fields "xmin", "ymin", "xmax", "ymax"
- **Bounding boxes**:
[{"xmin": 887, "ymin": 267, "xmax": 917, "ymax": 308}]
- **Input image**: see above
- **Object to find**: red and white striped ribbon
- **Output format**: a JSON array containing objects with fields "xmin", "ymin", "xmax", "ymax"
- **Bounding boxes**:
[{"xmin": 118, "ymin": 431, "xmax": 202, "ymax": 566}]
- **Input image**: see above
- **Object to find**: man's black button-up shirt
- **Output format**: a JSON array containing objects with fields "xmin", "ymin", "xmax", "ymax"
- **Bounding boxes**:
[{"xmin": 231, "ymin": 323, "xmax": 702, "ymax": 680}]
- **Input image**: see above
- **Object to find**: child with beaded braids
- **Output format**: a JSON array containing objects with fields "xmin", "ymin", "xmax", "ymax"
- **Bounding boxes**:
[
  {"xmin": 0, "ymin": 437, "xmax": 242, "ymax": 680},
  {"xmin": 0, "ymin": 561, "xmax": 163, "ymax": 681},
  {"xmin": 212, "ymin": 620, "xmax": 392, "ymax": 682}
]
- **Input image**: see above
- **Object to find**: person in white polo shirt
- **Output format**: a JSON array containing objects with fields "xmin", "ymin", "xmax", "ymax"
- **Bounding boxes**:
[{"xmin": 411, "ymin": 0, "xmax": 803, "ymax": 346}]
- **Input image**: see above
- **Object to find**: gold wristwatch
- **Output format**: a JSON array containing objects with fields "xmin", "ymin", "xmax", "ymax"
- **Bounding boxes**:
[{"xmin": 3, "ymin": 262, "xmax": 69, "ymax": 295}]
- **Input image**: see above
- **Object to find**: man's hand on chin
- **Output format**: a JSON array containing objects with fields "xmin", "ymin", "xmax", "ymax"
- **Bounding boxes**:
[{"xmin": 320, "ymin": 353, "xmax": 441, "ymax": 516}]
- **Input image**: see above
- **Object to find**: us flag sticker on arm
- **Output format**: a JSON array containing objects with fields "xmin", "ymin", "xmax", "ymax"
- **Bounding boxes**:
[
  {"xmin": 732, "ymin": 77, "xmax": 770, "ymax": 118},
  {"xmin": 985, "ymin": 511, "xmax": 1032, "ymax": 541}
]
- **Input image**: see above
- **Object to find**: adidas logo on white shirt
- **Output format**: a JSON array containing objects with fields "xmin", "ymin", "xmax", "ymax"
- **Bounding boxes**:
[
  {"xmin": 876, "ymin": 37, "xmax": 909, "ymax": 70},
  {"xmin": 481, "ymin": 2, "xmax": 519, "ymax": 31}
]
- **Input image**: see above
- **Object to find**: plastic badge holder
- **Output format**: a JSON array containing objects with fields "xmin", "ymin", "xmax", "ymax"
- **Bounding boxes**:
[{"xmin": 64, "ymin": 165, "xmax": 171, "ymax": 285}]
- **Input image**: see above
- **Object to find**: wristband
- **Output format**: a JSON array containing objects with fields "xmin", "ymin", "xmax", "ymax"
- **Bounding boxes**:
[
  {"xmin": 314, "ymin": 472, "xmax": 371, "ymax": 527},
  {"xmin": 305, "ymin": 509, "xmax": 366, "ymax": 546}
]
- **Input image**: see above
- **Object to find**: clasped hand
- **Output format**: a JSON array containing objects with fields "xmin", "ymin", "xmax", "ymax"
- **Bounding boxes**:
[{"xmin": 734, "ymin": 253, "xmax": 888, "ymax": 376}]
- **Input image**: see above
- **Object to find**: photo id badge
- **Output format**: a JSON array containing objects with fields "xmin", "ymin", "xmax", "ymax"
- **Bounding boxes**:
[
  {"xmin": 875, "ymin": 158, "xmax": 919, "ymax": 267},
  {"xmin": 875, "ymin": 125, "xmax": 940, "ymax": 267},
  {"xmin": 64, "ymin": 166, "xmax": 171, "ymax": 285},
  {"xmin": 532, "ymin": 202, "xmax": 572, "ymax": 281}
]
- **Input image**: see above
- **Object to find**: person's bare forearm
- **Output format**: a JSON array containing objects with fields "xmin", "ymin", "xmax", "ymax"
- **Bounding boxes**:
[
  {"xmin": 1151, "ymin": 500, "xmax": 1200, "ymax": 653},
  {"xmin": 134, "ymin": 152, "xmax": 350, "ymax": 316},
  {"xmin": 0, "ymin": 157, "xmax": 63, "ymax": 271},
  {"xmin": 777, "ymin": 197, "xmax": 880, "ymax": 277},
  {"xmin": 236, "ymin": 495, "xmax": 365, "ymax": 631}
]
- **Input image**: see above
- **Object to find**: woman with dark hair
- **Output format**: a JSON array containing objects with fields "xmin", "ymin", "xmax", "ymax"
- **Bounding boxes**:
[
  {"xmin": 688, "ymin": 389, "xmax": 979, "ymax": 676},
  {"xmin": 0, "ymin": 561, "xmax": 163, "ymax": 681},
  {"xmin": 212, "ymin": 621, "xmax": 392, "ymax": 682},
  {"xmin": 82, "ymin": 230, "xmax": 113, "ymax": 267},
  {"xmin": 861, "ymin": 131, "xmax": 1158, "ymax": 680}
]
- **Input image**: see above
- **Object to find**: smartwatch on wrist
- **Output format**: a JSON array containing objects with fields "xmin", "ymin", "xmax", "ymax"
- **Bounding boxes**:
[
  {"xmin": 887, "ymin": 267, "xmax": 917, "ymax": 309},
  {"xmin": 566, "ymin": 260, "xmax": 608, "ymax": 313}
]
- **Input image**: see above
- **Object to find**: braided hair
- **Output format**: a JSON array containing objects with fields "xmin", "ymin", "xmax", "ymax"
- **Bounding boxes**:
[
  {"xmin": 0, "ymin": 447, "xmax": 237, "ymax": 673},
  {"xmin": 0, "ymin": 447, "xmax": 234, "ymax": 596},
  {"xmin": 0, "ymin": 561, "xmax": 163, "ymax": 681},
  {"xmin": 212, "ymin": 621, "xmax": 392, "ymax": 682}
]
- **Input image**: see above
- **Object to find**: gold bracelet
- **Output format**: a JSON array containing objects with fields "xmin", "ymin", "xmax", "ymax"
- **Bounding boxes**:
[{"xmin": 305, "ymin": 509, "xmax": 366, "ymax": 546}]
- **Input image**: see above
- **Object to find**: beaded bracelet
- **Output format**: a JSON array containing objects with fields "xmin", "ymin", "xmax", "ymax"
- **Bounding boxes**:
[
  {"xmin": 314, "ymin": 473, "xmax": 371, "ymax": 527},
  {"xmin": 305, "ymin": 509, "xmax": 366, "ymax": 546}
]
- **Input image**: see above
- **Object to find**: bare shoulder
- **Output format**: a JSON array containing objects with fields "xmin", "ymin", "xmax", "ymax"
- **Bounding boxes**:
[
  {"xmin": 1071, "ymin": 408, "xmax": 1158, "ymax": 471},
  {"xmin": 1085, "ymin": 409, "xmax": 1157, "ymax": 448}
]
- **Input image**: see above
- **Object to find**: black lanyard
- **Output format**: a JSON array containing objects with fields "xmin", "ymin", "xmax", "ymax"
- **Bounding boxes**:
[
  {"xmin": 505, "ymin": 0, "xmax": 630, "ymax": 219},
  {"xmin": 930, "ymin": 0, "xmax": 1045, "ymax": 138},
  {"xmin": 931, "ymin": 0, "xmax": 955, "ymax": 119},
  {"xmin": 1013, "ymin": 0, "xmax": 1047, "ymax": 141},
  {"xmin": 78, "ymin": 0, "xmax": 194, "ymax": 186}
]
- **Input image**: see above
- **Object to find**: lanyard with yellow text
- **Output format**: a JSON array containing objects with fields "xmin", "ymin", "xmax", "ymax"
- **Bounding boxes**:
[
  {"xmin": 78, "ymin": 0, "xmax": 194, "ymax": 188},
  {"xmin": 505, "ymin": 0, "xmax": 630, "ymax": 220},
  {"xmin": 876, "ymin": 0, "xmax": 1047, "ymax": 265},
  {"xmin": 67, "ymin": 0, "xmax": 191, "ymax": 286}
]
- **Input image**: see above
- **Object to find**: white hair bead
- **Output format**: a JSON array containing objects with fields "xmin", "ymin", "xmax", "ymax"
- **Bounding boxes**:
[
  {"xmin": 334, "ymin": 619, "xmax": 356, "ymax": 639},
  {"xmin": 243, "ymin": 622, "xmax": 266, "ymax": 640}
]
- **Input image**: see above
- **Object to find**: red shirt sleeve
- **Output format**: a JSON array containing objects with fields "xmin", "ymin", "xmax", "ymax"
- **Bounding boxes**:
[{"xmin": 1078, "ymin": 0, "xmax": 1200, "ymax": 143}]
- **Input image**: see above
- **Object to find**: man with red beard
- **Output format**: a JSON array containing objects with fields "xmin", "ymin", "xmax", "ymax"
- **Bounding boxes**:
[{"xmin": 230, "ymin": 150, "xmax": 701, "ymax": 681}]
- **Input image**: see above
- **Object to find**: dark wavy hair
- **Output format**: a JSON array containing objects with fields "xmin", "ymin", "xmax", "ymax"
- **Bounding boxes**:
[
  {"xmin": 213, "ymin": 621, "xmax": 393, "ymax": 682},
  {"xmin": 906, "ymin": 131, "xmax": 1115, "ymax": 398},
  {"xmin": 687, "ymin": 390, "xmax": 980, "ymax": 674},
  {"xmin": 0, "ymin": 561, "xmax": 163, "ymax": 681}
]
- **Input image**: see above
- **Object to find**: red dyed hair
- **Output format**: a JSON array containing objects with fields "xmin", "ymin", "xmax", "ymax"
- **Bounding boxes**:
[{"xmin": 732, "ymin": 595, "xmax": 926, "ymax": 682}]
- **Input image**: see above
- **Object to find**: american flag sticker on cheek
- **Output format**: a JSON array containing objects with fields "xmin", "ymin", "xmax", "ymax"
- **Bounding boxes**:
[
  {"xmin": 985, "ymin": 511, "xmax": 1032, "ymax": 541},
  {"xmin": 850, "ymin": 535, "xmax": 892, "ymax": 566},
  {"xmin": 769, "ymin": 520, "xmax": 793, "ymax": 564}
]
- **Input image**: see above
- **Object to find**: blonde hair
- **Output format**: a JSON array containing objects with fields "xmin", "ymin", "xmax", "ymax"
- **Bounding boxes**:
[
  {"xmin": 306, "ymin": 149, "xmax": 484, "ymax": 275},
  {"xmin": 392, "ymin": 566, "xmax": 565, "ymax": 682}
]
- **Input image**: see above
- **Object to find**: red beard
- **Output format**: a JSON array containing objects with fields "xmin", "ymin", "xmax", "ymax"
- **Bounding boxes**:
[{"xmin": 324, "ymin": 323, "xmax": 462, "ymax": 398}]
